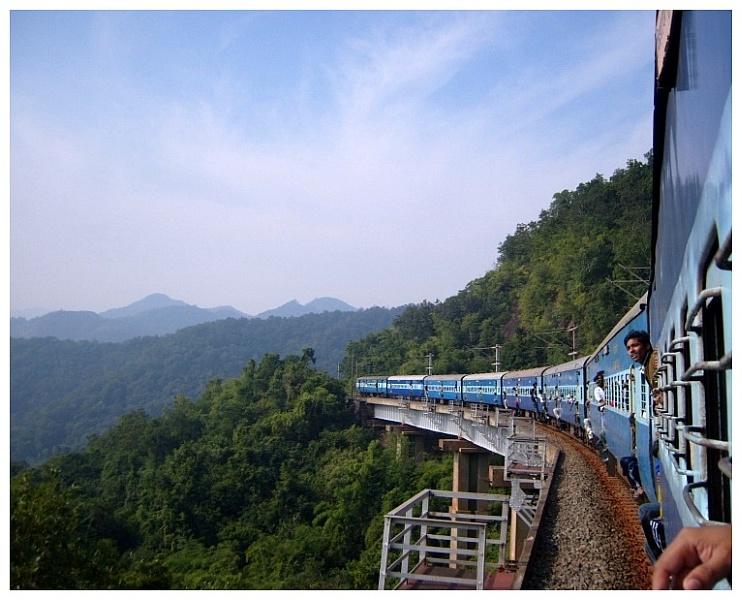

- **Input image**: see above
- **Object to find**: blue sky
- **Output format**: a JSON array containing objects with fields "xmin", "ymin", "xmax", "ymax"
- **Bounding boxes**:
[{"xmin": 10, "ymin": 9, "xmax": 655, "ymax": 315}]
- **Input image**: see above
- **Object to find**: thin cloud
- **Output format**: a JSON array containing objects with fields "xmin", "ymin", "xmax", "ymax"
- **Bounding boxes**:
[
  {"xmin": 10, "ymin": 11, "xmax": 654, "ymax": 313},
  {"xmin": 332, "ymin": 14, "xmax": 498, "ymax": 125}
]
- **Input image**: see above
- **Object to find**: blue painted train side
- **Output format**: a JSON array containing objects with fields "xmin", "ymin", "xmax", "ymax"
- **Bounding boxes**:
[
  {"xmin": 424, "ymin": 374, "xmax": 466, "ymax": 402},
  {"xmin": 355, "ymin": 376, "xmax": 389, "ymax": 397},
  {"xmin": 649, "ymin": 9, "xmax": 732, "ymax": 555},
  {"xmin": 586, "ymin": 297, "xmax": 656, "ymax": 503},
  {"xmin": 387, "ymin": 374, "xmax": 426, "ymax": 399},
  {"xmin": 542, "ymin": 356, "xmax": 588, "ymax": 429},
  {"xmin": 500, "ymin": 366, "xmax": 548, "ymax": 416},
  {"xmin": 461, "ymin": 373, "xmax": 506, "ymax": 406}
]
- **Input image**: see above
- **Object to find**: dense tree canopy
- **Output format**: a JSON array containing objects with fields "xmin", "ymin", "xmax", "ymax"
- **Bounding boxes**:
[
  {"xmin": 11, "ymin": 307, "xmax": 401, "ymax": 464},
  {"xmin": 11, "ymin": 353, "xmax": 452, "ymax": 589}
]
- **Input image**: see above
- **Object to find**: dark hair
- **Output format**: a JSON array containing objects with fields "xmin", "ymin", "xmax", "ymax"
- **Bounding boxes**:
[{"xmin": 624, "ymin": 330, "xmax": 650, "ymax": 347}]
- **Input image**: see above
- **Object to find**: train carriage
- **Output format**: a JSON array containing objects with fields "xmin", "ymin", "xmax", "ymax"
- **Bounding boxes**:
[
  {"xmin": 387, "ymin": 374, "xmax": 426, "ymax": 399},
  {"xmin": 542, "ymin": 356, "xmax": 588, "ymax": 429},
  {"xmin": 355, "ymin": 376, "xmax": 388, "ymax": 397},
  {"xmin": 424, "ymin": 373, "xmax": 466, "ymax": 403},
  {"xmin": 586, "ymin": 295, "xmax": 655, "ymax": 501},
  {"xmin": 500, "ymin": 366, "xmax": 548, "ymax": 415},
  {"xmin": 462, "ymin": 372, "xmax": 506, "ymax": 406},
  {"xmin": 649, "ymin": 10, "xmax": 732, "ymax": 551}
]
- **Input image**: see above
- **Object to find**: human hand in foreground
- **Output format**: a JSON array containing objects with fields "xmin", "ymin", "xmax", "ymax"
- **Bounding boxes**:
[{"xmin": 652, "ymin": 525, "xmax": 732, "ymax": 590}]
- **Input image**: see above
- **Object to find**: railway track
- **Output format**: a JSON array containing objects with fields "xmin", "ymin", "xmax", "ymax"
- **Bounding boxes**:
[{"xmin": 522, "ymin": 423, "xmax": 653, "ymax": 589}]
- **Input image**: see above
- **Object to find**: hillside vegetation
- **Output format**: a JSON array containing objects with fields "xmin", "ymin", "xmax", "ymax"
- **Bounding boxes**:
[
  {"xmin": 341, "ymin": 155, "xmax": 652, "ymax": 379},
  {"xmin": 12, "ymin": 307, "xmax": 401, "ymax": 464},
  {"xmin": 11, "ymin": 354, "xmax": 452, "ymax": 589}
]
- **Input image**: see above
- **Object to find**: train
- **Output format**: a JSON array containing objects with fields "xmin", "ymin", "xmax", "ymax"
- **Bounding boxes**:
[{"xmin": 355, "ymin": 10, "xmax": 731, "ymax": 580}]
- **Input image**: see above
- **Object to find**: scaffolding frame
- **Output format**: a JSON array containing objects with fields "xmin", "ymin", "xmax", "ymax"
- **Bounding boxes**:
[{"xmin": 378, "ymin": 488, "xmax": 510, "ymax": 590}]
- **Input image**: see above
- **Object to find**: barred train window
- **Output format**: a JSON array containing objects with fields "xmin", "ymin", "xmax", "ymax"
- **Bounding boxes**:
[{"xmin": 702, "ymin": 291, "xmax": 731, "ymax": 523}]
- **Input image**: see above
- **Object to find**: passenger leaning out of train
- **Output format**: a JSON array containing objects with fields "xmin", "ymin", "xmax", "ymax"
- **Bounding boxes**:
[
  {"xmin": 624, "ymin": 329, "xmax": 662, "ymax": 409},
  {"xmin": 652, "ymin": 524, "xmax": 732, "ymax": 590},
  {"xmin": 593, "ymin": 372, "xmax": 606, "ymax": 411},
  {"xmin": 538, "ymin": 387, "xmax": 548, "ymax": 416},
  {"xmin": 624, "ymin": 330, "xmax": 666, "ymax": 559},
  {"xmin": 552, "ymin": 389, "xmax": 562, "ymax": 421},
  {"xmin": 621, "ymin": 413, "xmax": 644, "ymax": 499},
  {"xmin": 529, "ymin": 383, "xmax": 541, "ymax": 417},
  {"xmin": 621, "ymin": 330, "xmax": 660, "ymax": 500},
  {"xmin": 513, "ymin": 388, "xmax": 521, "ymax": 416}
]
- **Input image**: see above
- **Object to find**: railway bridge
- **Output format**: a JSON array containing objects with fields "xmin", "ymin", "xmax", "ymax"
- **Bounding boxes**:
[{"xmin": 355, "ymin": 396, "xmax": 560, "ymax": 590}]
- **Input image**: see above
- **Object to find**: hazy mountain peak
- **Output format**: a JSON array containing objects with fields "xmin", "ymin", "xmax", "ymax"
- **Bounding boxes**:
[
  {"xmin": 10, "ymin": 294, "xmax": 353, "ymax": 341},
  {"xmin": 100, "ymin": 293, "xmax": 189, "ymax": 319},
  {"xmin": 257, "ymin": 297, "xmax": 356, "ymax": 319},
  {"xmin": 10, "ymin": 307, "xmax": 53, "ymax": 319},
  {"xmin": 304, "ymin": 297, "xmax": 357, "ymax": 312}
]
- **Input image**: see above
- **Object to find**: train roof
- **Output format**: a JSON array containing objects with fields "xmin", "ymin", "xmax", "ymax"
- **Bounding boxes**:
[
  {"xmin": 501, "ymin": 366, "xmax": 548, "ymax": 379},
  {"xmin": 424, "ymin": 373, "xmax": 467, "ymax": 381},
  {"xmin": 589, "ymin": 293, "xmax": 648, "ymax": 362},
  {"xmin": 543, "ymin": 356, "xmax": 590, "ymax": 375},
  {"xmin": 387, "ymin": 374, "xmax": 427, "ymax": 381},
  {"xmin": 462, "ymin": 372, "xmax": 508, "ymax": 380}
]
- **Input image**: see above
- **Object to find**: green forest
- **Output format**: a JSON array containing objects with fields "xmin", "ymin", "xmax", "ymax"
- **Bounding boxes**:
[
  {"xmin": 11, "ymin": 353, "xmax": 452, "ymax": 589},
  {"xmin": 341, "ymin": 155, "xmax": 652, "ymax": 380},
  {"xmin": 11, "ymin": 306, "xmax": 401, "ymax": 464},
  {"xmin": 11, "ymin": 155, "xmax": 652, "ymax": 589}
]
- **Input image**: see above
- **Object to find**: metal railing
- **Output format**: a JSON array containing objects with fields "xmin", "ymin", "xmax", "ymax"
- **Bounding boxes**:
[
  {"xmin": 505, "ymin": 435, "xmax": 548, "ymax": 482},
  {"xmin": 378, "ymin": 489, "xmax": 510, "ymax": 590}
]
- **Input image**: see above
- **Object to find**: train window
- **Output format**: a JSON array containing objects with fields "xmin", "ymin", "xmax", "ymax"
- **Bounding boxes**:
[
  {"xmin": 621, "ymin": 376, "xmax": 630, "ymax": 413},
  {"xmin": 701, "ymin": 292, "xmax": 730, "ymax": 522},
  {"xmin": 611, "ymin": 378, "xmax": 618, "ymax": 409},
  {"xmin": 667, "ymin": 326, "xmax": 680, "ymax": 450},
  {"xmin": 621, "ymin": 378, "xmax": 627, "ymax": 412},
  {"xmin": 679, "ymin": 302, "xmax": 693, "ymax": 471}
]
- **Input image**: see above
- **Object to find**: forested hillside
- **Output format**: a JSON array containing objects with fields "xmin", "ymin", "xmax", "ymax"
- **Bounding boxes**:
[
  {"xmin": 11, "ymin": 307, "xmax": 401, "ymax": 464},
  {"xmin": 341, "ymin": 155, "xmax": 652, "ymax": 379},
  {"xmin": 11, "ymin": 354, "xmax": 452, "ymax": 589}
]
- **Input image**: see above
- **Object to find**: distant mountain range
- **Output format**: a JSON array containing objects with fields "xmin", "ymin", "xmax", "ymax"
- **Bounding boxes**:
[
  {"xmin": 11, "ymin": 305, "xmax": 400, "ymax": 464},
  {"xmin": 10, "ymin": 293, "xmax": 358, "ymax": 342},
  {"xmin": 256, "ymin": 297, "xmax": 357, "ymax": 319}
]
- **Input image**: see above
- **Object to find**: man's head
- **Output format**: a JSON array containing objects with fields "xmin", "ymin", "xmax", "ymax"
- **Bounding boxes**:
[{"xmin": 624, "ymin": 330, "xmax": 651, "ymax": 363}]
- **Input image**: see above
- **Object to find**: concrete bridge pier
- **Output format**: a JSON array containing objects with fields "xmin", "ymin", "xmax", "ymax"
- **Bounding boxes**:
[
  {"xmin": 383, "ymin": 424, "xmax": 429, "ymax": 462},
  {"xmin": 439, "ymin": 439, "xmax": 492, "ymax": 568}
]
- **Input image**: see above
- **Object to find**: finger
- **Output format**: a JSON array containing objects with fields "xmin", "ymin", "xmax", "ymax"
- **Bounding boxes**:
[
  {"xmin": 673, "ymin": 567, "xmax": 692, "ymax": 590},
  {"xmin": 652, "ymin": 564, "xmax": 673, "ymax": 590},
  {"xmin": 683, "ymin": 555, "xmax": 731, "ymax": 590},
  {"xmin": 652, "ymin": 541, "xmax": 695, "ymax": 589}
]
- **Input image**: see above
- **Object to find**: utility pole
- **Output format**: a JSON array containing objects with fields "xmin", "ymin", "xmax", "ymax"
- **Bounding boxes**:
[
  {"xmin": 567, "ymin": 322, "xmax": 578, "ymax": 358},
  {"xmin": 471, "ymin": 345, "xmax": 502, "ymax": 371},
  {"xmin": 425, "ymin": 352, "xmax": 434, "ymax": 375}
]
